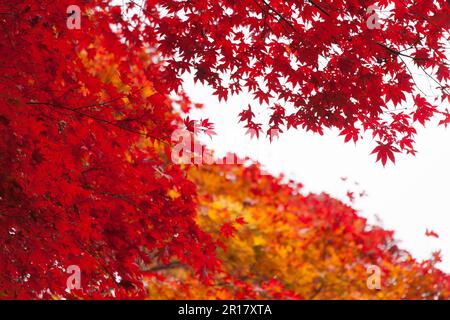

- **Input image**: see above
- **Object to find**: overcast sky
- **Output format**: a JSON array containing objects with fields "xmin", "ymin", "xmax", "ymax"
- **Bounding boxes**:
[{"xmin": 184, "ymin": 74, "xmax": 450, "ymax": 272}]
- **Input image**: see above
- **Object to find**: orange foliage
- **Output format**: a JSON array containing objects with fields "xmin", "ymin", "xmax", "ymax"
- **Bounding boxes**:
[{"xmin": 146, "ymin": 163, "xmax": 450, "ymax": 300}]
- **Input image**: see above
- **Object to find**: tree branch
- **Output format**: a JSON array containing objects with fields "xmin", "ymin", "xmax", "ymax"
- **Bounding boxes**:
[
  {"xmin": 144, "ymin": 261, "xmax": 182, "ymax": 272},
  {"xmin": 307, "ymin": 0, "xmax": 330, "ymax": 16},
  {"xmin": 26, "ymin": 101, "xmax": 165, "ymax": 142}
]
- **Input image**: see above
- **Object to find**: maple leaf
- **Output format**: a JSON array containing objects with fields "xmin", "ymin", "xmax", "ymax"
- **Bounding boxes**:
[
  {"xmin": 371, "ymin": 142, "xmax": 400, "ymax": 166},
  {"xmin": 213, "ymin": 86, "xmax": 228, "ymax": 102},
  {"xmin": 412, "ymin": 48, "xmax": 429, "ymax": 67},
  {"xmin": 432, "ymin": 251, "xmax": 443, "ymax": 263},
  {"xmin": 413, "ymin": 95, "xmax": 435, "ymax": 126},
  {"xmin": 339, "ymin": 127, "xmax": 359, "ymax": 144},
  {"xmin": 425, "ymin": 229, "xmax": 439, "ymax": 239},
  {"xmin": 235, "ymin": 217, "xmax": 247, "ymax": 225},
  {"xmin": 200, "ymin": 118, "xmax": 217, "ymax": 138},
  {"xmin": 438, "ymin": 110, "xmax": 450, "ymax": 128},
  {"xmin": 244, "ymin": 122, "xmax": 262, "ymax": 139},
  {"xmin": 436, "ymin": 65, "xmax": 450, "ymax": 82},
  {"xmin": 184, "ymin": 116, "xmax": 197, "ymax": 133},
  {"xmin": 220, "ymin": 222, "xmax": 237, "ymax": 238},
  {"xmin": 253, "ymin": 90, "xmax": 272, "ymax": 105},
  {"xmin": 346, "ymin": 191, "xmax": 355, "ymax": 202},
  {"xmin": 238, "ymin": 105, "xmax": 255, "ymax": 123}
]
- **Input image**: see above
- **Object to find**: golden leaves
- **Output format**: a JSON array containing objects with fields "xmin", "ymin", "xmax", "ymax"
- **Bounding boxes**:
[{"xmin": 146, "ymin": 163, "xmax": 450, "ymax": 300}]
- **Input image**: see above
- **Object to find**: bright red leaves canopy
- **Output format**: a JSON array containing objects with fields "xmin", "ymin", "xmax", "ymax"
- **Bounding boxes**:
[{"xmin": 144, "ymin": 0, "xmax": 450, "ymax": 164}]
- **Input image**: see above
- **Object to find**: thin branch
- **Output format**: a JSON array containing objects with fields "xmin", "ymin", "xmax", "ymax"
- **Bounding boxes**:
[
  {"xmin": 398, "ymin": 55, "xmax": 429, "ymax": 97},
  {"xmin": 308, "ymin": 281, "xmax": 324, "ymax": 299},
  {"xmin": 307, "ymin": 0, "xmax": 330, "ymax": 16},
  {"xmin": 144, "ymin": 261, "xmax": 181, "ymax": 272},
  {"xmin": 26, "ymin": 101, "xmax": 165, "ymax": 143},
  {"xmin": 257, "ymin": 0, "xmax": 302, "ymax": 35},
  {"xmin": 419, "ymin": 65, "xmax": 450, "ymax": 95}
]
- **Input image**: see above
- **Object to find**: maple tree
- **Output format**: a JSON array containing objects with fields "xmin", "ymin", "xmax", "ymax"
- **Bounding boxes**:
[
  {"xmin": 0, "ymin": 0, "xmax": 219, "ymax": 298},
  {"xmin": 146, "ymin": 163, "xmax": 450, "ymax": 299},
  {"xmin": 141, "ymin": 0, "xmax": 450, "ymax": 164},
  {"xmin": 0, "ymin": 0, "xmax": 449, "ymax": 299}
]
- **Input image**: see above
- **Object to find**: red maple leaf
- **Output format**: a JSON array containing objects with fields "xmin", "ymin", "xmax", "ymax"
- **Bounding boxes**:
[
  {"xmin": 235, "ymin": 216, "xmax": 247, "ymax": 225},
  {"xmin": 425, "ymin": 229, "xmax": 439, "ymax": 238},
  {"xmin": 371, "ymin": 142, "xmax": 400, "ymax": 166},
  {"xmin": 220, "ymin": 222, "xmax": 237, "ymax": 238}
]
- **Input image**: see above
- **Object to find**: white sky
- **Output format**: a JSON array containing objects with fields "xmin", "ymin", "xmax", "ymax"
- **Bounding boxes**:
[{"xmin": 184, "ymin": 74, "xmax": 450, "ymax": 272}]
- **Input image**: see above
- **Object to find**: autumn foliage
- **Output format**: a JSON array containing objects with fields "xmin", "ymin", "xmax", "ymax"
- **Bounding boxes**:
[
  {"xmin": 147, "ymin": 164, "xmax": 450, "ymax": 299},
  {"xmin": 0, "ymin": 0, "xmax": 449, "ymax": 299}
]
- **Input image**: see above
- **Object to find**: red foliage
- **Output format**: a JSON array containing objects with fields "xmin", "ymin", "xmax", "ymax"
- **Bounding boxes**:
[
  {"xmin": 0, "ymin": 0, "xmax": 219, "ymax": 298},
  {"xmin": 143, "ymin": 0, "xmax": 450, "ymax": 164},
  {"xmin": 0, "ymin": 0, "xmax": 449, "ymax": 299}
]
